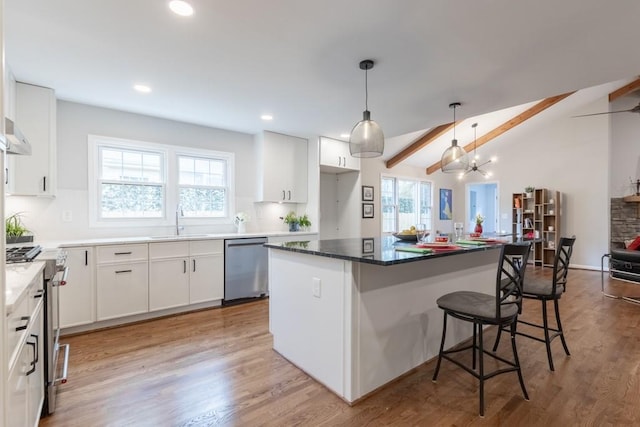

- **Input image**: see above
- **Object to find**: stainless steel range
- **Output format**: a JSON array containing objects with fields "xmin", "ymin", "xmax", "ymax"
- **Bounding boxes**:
[{"xmin": 6, "ymin": 245, "xmax": 70, "ymax": 416}]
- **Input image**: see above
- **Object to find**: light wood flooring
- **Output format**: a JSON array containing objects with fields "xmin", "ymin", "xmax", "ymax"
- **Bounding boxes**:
[{"xmin": 40, "ymin": 268, "xmax": 640, "ymax": 426}]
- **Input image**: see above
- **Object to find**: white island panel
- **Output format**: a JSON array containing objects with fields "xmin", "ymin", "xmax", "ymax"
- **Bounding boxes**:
[
  {"xmin": 270, "ymin": 250, "xmax": 351, "ymax": 397},
  {"xmin": 352, "ymin": 250, "xmax": 498, "ymax": 400}
]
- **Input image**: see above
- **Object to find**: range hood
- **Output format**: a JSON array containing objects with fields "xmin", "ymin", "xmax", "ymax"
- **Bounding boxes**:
[{"xmin": 5, "ymin": 118, "xmax": 32, "ymax": 155}]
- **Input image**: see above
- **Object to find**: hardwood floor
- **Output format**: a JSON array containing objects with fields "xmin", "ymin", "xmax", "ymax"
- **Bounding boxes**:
[{"xmin": 40, "ymin": 268, "xmax": 640, "ymax": 426}]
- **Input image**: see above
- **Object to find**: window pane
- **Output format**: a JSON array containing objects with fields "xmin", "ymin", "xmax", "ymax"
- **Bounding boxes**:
[
  {"xmin": 381, "ymin": 177, "xmax": 396, "ymax": 233},
  {"xmin": 100, "ymin": 147, "xmax": 162, "ymax": 183},
  {"xmin": 179, "ymin": 188, "xmax": 226, "ymax": 217},
  {"xmin": 420, "ymin": 182, "xmax": 432, "ymax": 226},
  {"xmin": 100, "ymin": 183, "xmax": 163, "ymax": 218},
  {"xmin": 398, "ymin": 179, "xmax": 418, "ymax": 231}
]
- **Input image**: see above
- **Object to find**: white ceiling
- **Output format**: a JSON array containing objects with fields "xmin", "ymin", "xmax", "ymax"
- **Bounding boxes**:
[{"xmin": 5, "ymin": 0, "xmax": 640, "ymax": 168}]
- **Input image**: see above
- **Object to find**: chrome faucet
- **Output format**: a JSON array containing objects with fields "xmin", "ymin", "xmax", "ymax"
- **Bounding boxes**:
[{"xmin": 176, "ymin": 204, "xmax": 184, "ymax": 236}]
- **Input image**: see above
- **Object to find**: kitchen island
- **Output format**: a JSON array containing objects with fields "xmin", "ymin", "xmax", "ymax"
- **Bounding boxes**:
[{"xmin": 265, "ymin": 236, "xmax": 506, "ymax": 404}]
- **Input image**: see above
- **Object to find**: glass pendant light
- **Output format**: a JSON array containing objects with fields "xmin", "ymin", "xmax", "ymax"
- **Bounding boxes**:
[
  {"xmin": 349, "ymin": 60, "xmax": 384, "ymax": 158},
  {"xmin": 440, "ymin": 102, "xmax": 469, "ymax": 173}
]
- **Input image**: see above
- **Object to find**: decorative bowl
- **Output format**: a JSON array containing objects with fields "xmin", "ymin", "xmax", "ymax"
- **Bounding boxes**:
[
  {"xmin": 469, "ymin": 232, "xmax": 481, "ymax": 238},
  {"xmin": 392, "ymin": 233, "xmax": 417, "ymax": 241}
]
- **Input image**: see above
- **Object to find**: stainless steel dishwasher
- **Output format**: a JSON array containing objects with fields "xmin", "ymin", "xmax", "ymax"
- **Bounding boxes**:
[{"xmin": 224, "ymin": 237, "xmax": 268, "ymax": 304}]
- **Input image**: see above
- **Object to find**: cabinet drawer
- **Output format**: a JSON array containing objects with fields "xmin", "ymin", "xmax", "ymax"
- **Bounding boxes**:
[
  {"xmin": 149, "ymin": 241, "xmax": 189, "ymax": 259},
  {"xmin": 7, "ymin": 292, "xmax": 30, "ymax": 370},
  {"xmin": 97, "ymin": 244, "xmax": 148, "ymax": 264},
  {"xmin": 190, "ymin": 239, "xmax": 223, "ymax": 256}
]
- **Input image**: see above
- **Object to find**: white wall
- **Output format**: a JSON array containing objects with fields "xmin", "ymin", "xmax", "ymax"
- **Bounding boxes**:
[
  {"xmin": 6, "ymin": 101, "xmax": 316, "ymax": 240},
  {"xmin": 610, "ymin": 94, "xmax": 640, "ymax": 197}
]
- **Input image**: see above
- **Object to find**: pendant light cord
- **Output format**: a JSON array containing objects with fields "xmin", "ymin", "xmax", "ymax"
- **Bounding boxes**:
[
  {"xmin": 452, "ymin": 104, "xmax": 456, "ymax": 140},
  {"xmin": 364, "ymin": 68, "xmax": 369, "ymax": 111}
]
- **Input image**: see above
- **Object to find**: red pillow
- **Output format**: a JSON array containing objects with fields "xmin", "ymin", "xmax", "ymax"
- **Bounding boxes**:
[{"xmin": 628, "ymin": 236, "xmax": 640, "ymax": 251}]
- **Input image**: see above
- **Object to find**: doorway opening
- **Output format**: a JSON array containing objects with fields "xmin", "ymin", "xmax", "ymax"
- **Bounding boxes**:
[{"xmin": 466, "ymin": 182, "xmax": 499, "ymax": 234}]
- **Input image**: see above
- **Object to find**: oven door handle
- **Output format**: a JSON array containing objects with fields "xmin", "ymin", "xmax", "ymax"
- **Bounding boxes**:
[
  {"xmin": 53, "ymin": 266, "xmax": 69, "ymax": 287},
  {"xmin": 54, "ymin": 343, "xmax": 70, "ymax": 385}
]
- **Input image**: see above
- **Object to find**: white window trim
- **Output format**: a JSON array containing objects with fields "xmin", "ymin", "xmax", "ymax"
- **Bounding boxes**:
[
  {"xmin": 88, "ymin": 135, "xmax": 235, "ymax": 228},
  {"xmin": 380, "ymin": 173, "xmax": 434, "ymax": 235}
]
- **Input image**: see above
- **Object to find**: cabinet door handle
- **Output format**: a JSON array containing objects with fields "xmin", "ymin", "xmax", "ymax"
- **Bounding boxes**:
[
  {"xmin": 183, "ymin": 260, "xmax": 187, "ymax": 273},
  {"xmin": 16, "ymin": 316, "xmax": 30, "ymax": 331},
  {"xmin": 26, "ymin": 341, "xmax": 37, "ymax": 375},
  {"xmin": 5, "ymin": 167, "xmax": 7, "ymax": 185},
  {"xmin": 338, "ymin": 156, "xmax": 342, "ymax": 166},
  {"xmin": 193, "ymin": 259, "xmax": 196, "ymax": 272},
  {"xmin": 114, "ymin": 252, "xmax": 132, "ymax": 255},
  {"xmin": 115, "ymin": 269, "xmax": 132, "ymax": 274},
  {"xmin": 282, "ymin": 190, "xmax": 285, "ymax": 200},
  {"xmin": 85, "ymin": 250, "xmax": 88, "ymax": 266},
  {"xmin": 43, "ymin": 176, "xmax": 47, "ymax": 192},
  {"xmin": 288, "ymin": 190, "xmax": 291, "ymax": 200},
  {"xmin": 342, "ymin": 156, "xmax": 346, "ymax": 167},
  {"xmin": 33, "ymin": 289, "xmax": 44, "ymax": 299},
  {"xmin": 30, "ymin": 333, "xmax": 39, "ymax": 364}
]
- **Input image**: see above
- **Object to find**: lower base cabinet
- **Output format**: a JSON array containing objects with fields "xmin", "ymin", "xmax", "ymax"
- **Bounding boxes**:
[
  {"xmin": 7, "ymin": 279, "xmax": 44, "ymax": 427},
  {"xmin": 60, "ymin": 247, "xmax": 95, "ymax": 328},
  {"xmin": 96, "ymin": 261, "xmax": 149, "ymax": 320}
]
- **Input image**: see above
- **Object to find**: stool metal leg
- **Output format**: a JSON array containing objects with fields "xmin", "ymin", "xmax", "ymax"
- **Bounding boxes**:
[
  {"xmin": 432, "ymin": 312, "xmax": 447, "ymax": 382},
  {"xmin": 541, "ymin": 300, "xmax": 555, "ymax": 371},
  {"xmin": 478, "ymin": 322, "xmax": 485, "ymax": 417},
  {"xmin": 510, "ymin": 321, "xmax": 529, "ymax": 401},
  {"xmin": 554, "ymin": 298, "xmax": 570, "ymax": 356}
]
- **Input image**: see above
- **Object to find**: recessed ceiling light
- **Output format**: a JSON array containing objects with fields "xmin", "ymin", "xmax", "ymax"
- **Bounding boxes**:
[
  {"xmin": 169, "ymin": 0, "xmax": 194, "ymax": 17},
  {"xmin": 261, "ymin": 114, "xmax": 273, "ymax": 121},
  {"xmin": 340, "ymin": 133, "xmax": 350, "ymax": 139},
  {"xmin": 133, "ymin": 84, "xmax": 152, "ymax": 93}
]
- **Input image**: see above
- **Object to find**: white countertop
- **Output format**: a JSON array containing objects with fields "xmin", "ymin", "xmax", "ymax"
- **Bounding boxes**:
[
  {"xmin": 5, "ymin": 261, "xmax": 45, "ymax": 315},
  {"xmin": 33, "ymin": 231, "xmax": 318, "ymax": 249}
]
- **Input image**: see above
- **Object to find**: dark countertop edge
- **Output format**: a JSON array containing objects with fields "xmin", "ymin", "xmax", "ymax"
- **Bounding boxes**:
[{"xmin": 265, "ymin": 242, "xmax": 503, "ymax": 266}]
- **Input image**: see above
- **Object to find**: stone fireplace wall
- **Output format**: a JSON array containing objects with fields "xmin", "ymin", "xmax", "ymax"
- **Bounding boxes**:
[{"xmin": 610, "ymin": 198, "xmax": 640, "ymax": 248}]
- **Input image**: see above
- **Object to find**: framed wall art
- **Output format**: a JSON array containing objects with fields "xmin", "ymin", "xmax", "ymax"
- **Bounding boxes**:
[
  {"xmin": 439, "ymin": 188, "xmax": 453, "ymax": 220},
  {"xmin": 362, "ymin": 203, "xmax": 374, "ymax": 218},
  {"xmin": 362, "ymin": 185, "xmax": 374, "ymax": 201}
]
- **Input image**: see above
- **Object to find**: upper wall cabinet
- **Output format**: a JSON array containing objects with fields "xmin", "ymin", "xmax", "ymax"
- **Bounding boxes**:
[
  {"xmin": 319, "ymin": 137, "xmax": 360, "ymax": 173},
  {"xmin": 255, "ymin": 131, "xmax": 308, "ymax": 203},
  {"xmin": 8, "ymin": 82, "xmax": 57, "ymax": 196}
]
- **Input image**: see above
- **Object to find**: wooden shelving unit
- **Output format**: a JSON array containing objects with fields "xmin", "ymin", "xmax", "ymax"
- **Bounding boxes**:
[{"xmin": 512, "ymin": 188, "xmax": 561, "ymax": 267}]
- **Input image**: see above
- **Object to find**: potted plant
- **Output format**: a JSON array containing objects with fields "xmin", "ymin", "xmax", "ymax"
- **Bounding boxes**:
[
  {"xmin": 524, "ymin": 186, "xmax": 534, "ymax": 198},
  {"xmin": 474, "ymin": 214, "xmax": 484, "ymax": 234},
  {"xmin": 6, "ymin": 213, "xmax": 33, "ymax": 244},
  {"xmin": 280, "ymin": 211, "xmax": 312, "ymax": 232}
]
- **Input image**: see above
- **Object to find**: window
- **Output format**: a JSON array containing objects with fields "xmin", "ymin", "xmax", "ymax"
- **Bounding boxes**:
[
  {"xmin": 381, "ymin": 175, "xmax": 432, "ymax": 233},
  {"xmin": 89, "ymin": 135, "xmax": 234, "ymax": 227},
  {"xmin": 98, "ymin": 146, "xmax": 165, "ymax": 218},
  {"xmin": 178, "ymin": 155, "xmax": 228, "ymax": 217}
]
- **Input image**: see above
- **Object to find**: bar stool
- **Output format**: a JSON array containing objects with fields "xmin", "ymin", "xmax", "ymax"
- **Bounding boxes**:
[
  {"xmin": 432, "ymin": 242, "xmax": 531, "ymax": 417},
  {"xmin": 493, "ymin": 236, "xmax": 576, "ymax": 371}
]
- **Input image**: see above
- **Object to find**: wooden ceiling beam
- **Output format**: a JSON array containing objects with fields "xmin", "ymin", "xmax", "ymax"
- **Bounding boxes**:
[
  {"xmin": 385, "ymin": 122, "xmax": 456, "ymax": 169},
  {"xmin": 609, "ymin": 77, "xmax": 640, "ymax": 102},
  {"xmin": 425, "ymin": 91, "xmax": 575, "ymax": 175}
]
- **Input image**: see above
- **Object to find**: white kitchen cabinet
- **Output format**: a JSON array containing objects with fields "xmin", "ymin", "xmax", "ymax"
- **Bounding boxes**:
[
  {"xmin": 255, "ymin": 131, "xmax": 308, "ymax": 203},
  {"xmin": 9, "ymin": 82, "xmax": 57, "ymax": 196},
  {"xmin": 6, "ymin": 274, "xmax": 44, "ymax": 427},
  {"xmin": 96, "ymin": 244, "xmax": 148, "ymax": 320},
  {"xmin": 60, "ymin": 247, "xmax": 96, "ymax": 328},
  {"xmin": 319, "ymin": 137, "xmax": 360, "ymax": 173},
  {"xmin": 148, "ymin": 240, "xmax": 224, "ymax": 308},
  {"xmin": 189, "ymin": 240, "xmax": 224, "ymax": 303},
  {"xmin": 149, "ymin": 241, "xmax": 190, "ymax": 311},
  {"xmin": 4, "ymin": 67, "xmax": 17, "ymax": 121}
]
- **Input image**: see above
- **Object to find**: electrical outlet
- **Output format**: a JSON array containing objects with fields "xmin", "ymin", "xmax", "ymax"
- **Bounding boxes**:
[
  {"xmin": 62, "ymin": 210, "xmax": 73, "ymax": 222},
  {"xmin": 312, "ymin": 277, "xmax": 321, "ymax": 298}
]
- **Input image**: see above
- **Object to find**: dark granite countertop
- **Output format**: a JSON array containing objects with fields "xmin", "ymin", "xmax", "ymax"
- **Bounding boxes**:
[{"xmin": 264, "ymin": 235, "xmax": 534, "ymax": 266}]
